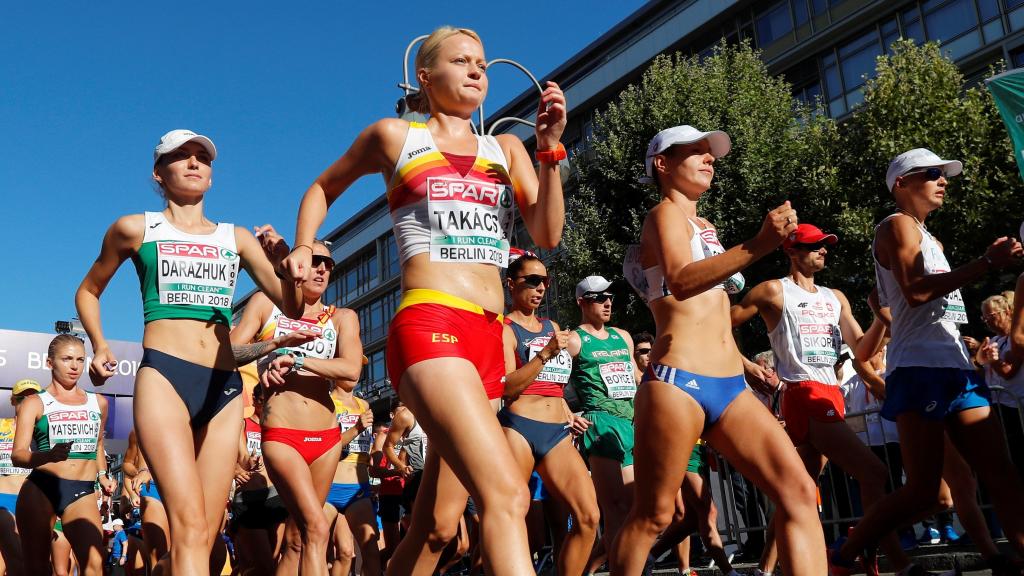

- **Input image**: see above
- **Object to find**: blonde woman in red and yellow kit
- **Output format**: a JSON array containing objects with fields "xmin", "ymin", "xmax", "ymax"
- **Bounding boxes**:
[{"xmin": 282, "ymin": 26, "xmax": 566, "ymax": 576}]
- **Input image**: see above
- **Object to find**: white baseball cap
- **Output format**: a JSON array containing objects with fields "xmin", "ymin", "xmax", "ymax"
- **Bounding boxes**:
[
  {"xmin": 885, "ymin": 148, "xmax": 962, "ymax": 192},
  {"xmin": 154, "ymin": 129, "xmax": 217, "ymax": 163},
  {"xmin": 111, "ymin": 519, "xmax": 124, "ymax": 527},
  {"xmin": 640, "ymin": 125, "xmax": 731, "ymax": 184},
  {"xmin": 576, "ymin": 275, "xmax": 613, "ymax": 299}
]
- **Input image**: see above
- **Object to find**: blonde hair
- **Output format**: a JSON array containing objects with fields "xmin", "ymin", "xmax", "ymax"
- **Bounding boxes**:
[
  {"xmin": 982, "ymin": 291, "xmax": 1015, "ymax": 316},
  {"xmin": 406, "ymin": 26, "xmax": 483, "ymax": 115}
]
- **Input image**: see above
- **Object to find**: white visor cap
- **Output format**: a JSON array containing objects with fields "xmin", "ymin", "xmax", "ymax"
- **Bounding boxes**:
[
  {"xmin": 641, "ymin": 125, "xmax": 731, "ymax": 184},
  {"xmin": 154, "ymin": 129, "xmax": 218, "ymax": 163},
  {"xmin": 885, "ymin": 148, "xmax": 962, "ymax": 192}
]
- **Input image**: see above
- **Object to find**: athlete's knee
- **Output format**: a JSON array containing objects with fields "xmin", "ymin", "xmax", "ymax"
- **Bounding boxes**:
[
  {"xmin": 478, "ymin": 478, "xmax": 531, "ymax": 520},
  {"xmin": 776, "ymin": 474, "xmax": 818, "ymax": 513},
  {"xmin": 935, "ymin": 490, "xmax": 955, "ymax": 511},
  {"xmin": 172, "ymin": 513, "xmax": 210, "ymax": 550},
  {"xmin": 574, "ymin": 501, "xmax": 601, "ymax": 534},
  {"xmin": 301, "ymin": 513, "xmax": 331, "ymax": 546},
  {"xmin": 426, "ymin": 519, "xmax": 461, "ymax": 549}
]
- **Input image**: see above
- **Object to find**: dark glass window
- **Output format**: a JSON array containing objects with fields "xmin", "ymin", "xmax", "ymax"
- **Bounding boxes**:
[
  {"xmin": 756, "ymin": 1, "xmax": 794, "ymax": 46},
  {"xmin": 978, "ymin": 0, "xmax": 1000, "ymax": 21},
  {"xmin": 923, "ymin": 0, "xmax": 978, "ymax": 41}
]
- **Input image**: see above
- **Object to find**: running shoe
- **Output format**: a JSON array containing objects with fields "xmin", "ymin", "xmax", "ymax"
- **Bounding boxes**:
[
  {"xmin": 917, "ymin": 527, "xmax": 941, "ymax": 545},
  {"xmin": 828, "ymin": 537, "xmax": 858, "ymax": 576},
  {"xmin": 940, "ymin": 524, "xmax": 961, "ymax": 544}
]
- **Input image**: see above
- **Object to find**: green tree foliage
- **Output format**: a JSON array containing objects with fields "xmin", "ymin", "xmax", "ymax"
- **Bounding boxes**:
[{"xmin": 557, "ymin": 38, "xmax": 1021, "ymax": 349}]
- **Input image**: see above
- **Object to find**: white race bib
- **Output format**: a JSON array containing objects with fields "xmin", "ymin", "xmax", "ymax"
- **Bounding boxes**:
[
  {"xmin": 48, "ymin": 409, "xmax": 101, "ymax": 454},
  {"xmin": 427, "ymin": 177, "xmax": 513, "ymax": 267},
  {"xmin": 528, "ymin": 339, "xmax": 572, "ymax": 385},
  {"xmin": 245, "ymin": 430, "xmax": 262, "ymax": 458},
  {"xmin": 599, "ymin": 361, "xmax": 637, "ymax": 399},
  {"xmin": 156, "ymin": 241, "xmax": 239, "ymax": 309},
  {"xmin": 273, "ymin": 315, "xmax": 338, "ymax": 360}
]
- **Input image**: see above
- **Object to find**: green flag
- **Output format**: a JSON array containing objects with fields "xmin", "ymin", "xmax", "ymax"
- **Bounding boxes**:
[{"xmin": 986, "ymin": 68, "xmax": 1024, "ymax": 181}]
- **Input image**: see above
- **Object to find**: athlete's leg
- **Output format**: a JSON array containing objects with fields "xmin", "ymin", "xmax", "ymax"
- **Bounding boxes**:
[
  {"xmin": 345, "ymin": 497, "xmax": 382, "ymax": 576},
  {"xmin": 388, "ymin": 445, "xmax": 471, "ymax": 575},
  {"xmin": 276, "ymin": 519, "xmax": 301, "ymax": 576},
  {"xmin": 758, "ymin": 443, "xmax": 823, "ymax": 574},
  {"xmin": 946, "ymin": 405, "xmax": 1024, "ymax": 556},
  {"xmin": 837, "ymin": 413, "xmax": 945, "ymax": 562},
  {"xmin": 60, "ymin": 493, "xmax": 105, "ymax": 575},
  {"xmin": 808, "ymin": 418, "xmax": 911, "ymax": 570},
  {"xmin": 51, "ymin": 528, "xmax": 73, "ymax": 576},
  {"xmin": 134, "ymin": 366, "xmax": 215, "ymax": 575},
  {"xmin": 235, "ymin": 521, "xmax": 276, "ymax": 576},
  {"xmin": 390, "ymin": 358, "xmax": 532, "ymax": 576},
  {"xmin": 263, "ymin": 439, "xmax": 343, "ymax": 576},
  {"xmin": 609, "ymin": 379, "xmax": 702, "ymax": 573},
  {"xmin": 704, "ymin": 392, "xmax": 825, "ymax": 576},
  {"xmin": 14, "ymin": 478, "xmax": 53, "ymax": 574},
  {"xmin": 331, "ymin": 510, "xmax": 356, "ymax": 576},
  {"xmin": 536, "ymin": 436, "xmax": 600, "ymax": 576},
  {"xmin": 941, "ymin": 436, "xmax": 1000, "ymax": 559},
  {"xmin": 194, "ymin": 397, "xmax": 245, "ymax": 555},
  {"xmin": 140, "ymin": 497, "xmax": 170, "ymax": 572},
  {"xmin": 0, "ymin": 508, "xmax": 23, "ymax": 576},
  {"xmin": 682, "ymin": 470, "xmax": 734, "ymax": 574}
]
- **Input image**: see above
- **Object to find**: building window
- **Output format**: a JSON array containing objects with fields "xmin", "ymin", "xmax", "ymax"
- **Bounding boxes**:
[
  {"xmin": 383, "ymin": 234, "xmax": 399, "ymax": 279},
  {"xmin": 922, "ymin": 0, "xmax": 978, "ymax": 44},
  {"xmin": 1011, "ymin": 45, "xmax": 1024, "ymax": 68},
  {"xmin": 756, "ymin": 1, "xmax": 794, "ymax": 47}
]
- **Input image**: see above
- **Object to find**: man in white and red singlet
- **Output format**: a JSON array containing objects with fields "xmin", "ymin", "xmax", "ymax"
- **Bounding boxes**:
[{"xmin": 732, "ymin": 223, "xmax": 911, "ymax": 575}]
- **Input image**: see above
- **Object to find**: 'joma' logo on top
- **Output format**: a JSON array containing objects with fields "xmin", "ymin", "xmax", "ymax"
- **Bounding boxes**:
[{"xmin": 408, "ymin": 146, "xmax": 431, "ymax": 159}]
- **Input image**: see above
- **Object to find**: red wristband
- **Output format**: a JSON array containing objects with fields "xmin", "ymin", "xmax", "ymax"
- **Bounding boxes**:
[{"xmin": 535, "ymin": 142, "xmax": 566, "ymax": 164}]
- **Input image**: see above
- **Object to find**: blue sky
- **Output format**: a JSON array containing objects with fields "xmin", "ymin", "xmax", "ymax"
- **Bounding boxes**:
[{"xmin": 1, "ymin": 2, "xmax": 643, "ymax": 342}]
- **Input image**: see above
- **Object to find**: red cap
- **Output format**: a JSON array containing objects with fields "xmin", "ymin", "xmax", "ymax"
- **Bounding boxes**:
[{"xmin": 783, "ymin": 223, "xmax": 838, "ymax": 249}]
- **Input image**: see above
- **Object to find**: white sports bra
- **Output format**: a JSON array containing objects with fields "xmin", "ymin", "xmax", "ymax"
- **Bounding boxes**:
[{"xmin": 641, "ymin": 218, "xmax": 745, "ymax": 301}]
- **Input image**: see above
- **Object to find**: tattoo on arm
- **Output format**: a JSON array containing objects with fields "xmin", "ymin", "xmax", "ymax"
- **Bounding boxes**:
[{"xmin": 232, "ymin": 341, "xmax": 278, "ymax": 365}]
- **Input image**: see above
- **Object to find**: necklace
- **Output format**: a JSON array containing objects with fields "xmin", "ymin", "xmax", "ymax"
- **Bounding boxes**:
[{"xmin": 897, "ymin": 208, "xmax": 926, "ymax": 229}]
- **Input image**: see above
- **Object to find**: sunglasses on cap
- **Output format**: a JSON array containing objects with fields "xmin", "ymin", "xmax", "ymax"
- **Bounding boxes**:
[
  {"xmin": 311, "ymin": 255, "xmax": 335, "ymax": 270},
  {"xmin": 901, "ymin": 167, "xmax": 944, "ymax": 182},
  {"xmin": 794, "ymin": 241, "xmax": 829, "ymax": 252},
  {"xmin": 582, "ymin": 292, "xmax": 614, "ymax": 303},
  {"xmin": 514, "ymin": 274, "xmax": 550, "ymax": 288}
]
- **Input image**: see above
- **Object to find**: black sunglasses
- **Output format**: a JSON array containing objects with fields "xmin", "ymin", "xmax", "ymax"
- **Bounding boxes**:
[
  {"xmin": 794, "ymin": 241, "xmax": 829, "ymax": 252},
  {"xmin": 515, "ymin": 274, "xmax": 550, "ymax": 288},
  {"xmin": 901, "ymin": 167, "xmax": 944, "ymax": 182},
  {"xmin": 635, "ymin": 348, "xmax": 652, "ymax": 356},
  {"xmin": 583, "ymin": 293, "xmax": 614, "ymax": 303},
  {"xmin": 312, "ymin": 255, "xmax": 336, "ymax": 270}
]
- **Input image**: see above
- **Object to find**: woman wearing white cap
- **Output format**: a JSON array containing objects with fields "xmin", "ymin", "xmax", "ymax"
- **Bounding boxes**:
[
  {"xmin": 75, "ymin": 129, "xmax": 302, "ymax": 575},
  {"xmin": 281, "ymin": 26, "xmax": 566, "ymax": 575},
  {"xmin": 832, "ymin": 149, "xmax": 1024, "ymax": 575},
  {"xmin": 610, "ymin": 125, "xmax": 826, "ymax": 575}
]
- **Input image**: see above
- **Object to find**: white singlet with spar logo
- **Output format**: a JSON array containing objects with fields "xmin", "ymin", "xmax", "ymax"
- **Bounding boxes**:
[
  {"xmin": 769, "ymin": 277, "xmax": 843, "ymax": 385},
  {"xmin": 146, "ymin": 212, "xmax": 239, "ymax": 309},
  {"xmin": 40, "ymin": 391, "xmax": 102, "ymax": 455},
  {"xmin": 428, "ymin": 176, "xmax": 514, "ymax": 267},
  {"xmin": 266, "ymin": 306, "xmax": 338, "ymax": 361}
]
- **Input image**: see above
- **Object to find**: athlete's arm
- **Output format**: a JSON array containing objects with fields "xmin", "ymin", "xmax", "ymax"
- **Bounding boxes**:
[
  {"xmin": 567, "ymin": 330, "xmax": 582, "ymax": 358},
  {"xmin": 731, "ymin": 280, "xmax": 782, "ymax": 330},
  {"xmin": 878, "ymin": 216, "xmax": 1020, "ymax": 307},
  {"xmin": 285, "ymin": 119, "xmax": 406, "ymax": 281},
  {"xmin": 856, "ymin": 313, "xmax": 888, "ymax": 365},
  {"xmin": 651, "ymin": 202, "xmax": 795, "ymax": 301},
  {"xmin": 833, "ymin": 289, "xmax": 867, "ymax": 357},
  {"xmin": 341, "ymin": 410, "xmax": 373, "ymax": 447},
  {"xmin": 368, "ymin": 429, "xmax": 391, "ymax": 479},
  {"xmin": 236, "ymin": 227, "xmax": 304, "ymax": 320},
  {"xmin": 121, "ymin": 430, "xmax": 140, "ymax": 478},
  {"xmin": 300, "ymin": 308, "xmax": 363, "ymax": 382},
  {"xmin": 384, "ymin": 409, "xmax": 412, "ymax": 473},
  {"xmin": 96, "ymin": 395, "xmax": 117, "ymax": 494},
  {"xmin": 11, "ymin": 396, "xmax": 66, "ymax": 468},
  {"xmin": 76, "ymin": 215, "xmax": 144, "ymax": 383}
]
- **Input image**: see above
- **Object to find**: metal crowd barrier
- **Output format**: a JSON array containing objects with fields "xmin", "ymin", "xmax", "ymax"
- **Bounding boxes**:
[{"xmin": 707, "ymin": 385, "xmax": 1024, "ymax": 552}]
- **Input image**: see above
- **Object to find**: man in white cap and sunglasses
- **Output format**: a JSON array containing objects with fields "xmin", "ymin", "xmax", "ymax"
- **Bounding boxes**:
[
  {"xmin": 829, "ymin": 148, "xmax": 1024, "ymax": 576},
  {"xmin": 565, "ymin": 275, "xmax": 641, "ymax": 569}
]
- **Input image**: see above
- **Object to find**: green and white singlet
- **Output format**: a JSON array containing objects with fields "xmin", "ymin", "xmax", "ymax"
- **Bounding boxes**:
[
  {"xmin": 571, "ymin": 327, "xmax": 636, "ymax": 420},
  {"xmin": 33, "ymin": 390, "xmax": 102, "ymax": 460}
]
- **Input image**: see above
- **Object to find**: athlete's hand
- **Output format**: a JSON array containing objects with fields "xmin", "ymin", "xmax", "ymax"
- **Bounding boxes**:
[
  {"xmin": 535, "ymin": 81, "xmax": 567, "ymax": 150},
  {"xmin": 47, "ymin": 442, "xmax": 72, "ymax": 463},
  {"xmin": 985, "ymin": 237, "xmax": 1023, "ymax": 268},
  {"xmin": 541, "ymin": 330, "xmax": 570, "ymax": 358},
  {"xmin": 254, "ymin": 224, "xmax": 291, "ymax": 266},
  {"xmin": 130, "ymin": 469, "xmax": 153, "ymax": 494},
  {"xmin": 282, "ymin": 245, "xmax": 313, "ymax": 283},
  {"xmin": 275, "ymin": 330, "xmax": 317, "ymax": 350},
  {"xmin": 89, "ymin": 347, "xmax": 118, "ymax": 387},
  {"xmin": 865, "ymin": 377, "xmax": 886, "ymax": 401},
  {"xmin": 568, "ymin": 414, "xmax": 590, "ymax": 436},
  {"xmin": 265, "ymin": 354, "xmax": 296, "ymax": 386},
  {"xmin": 357, "ymin": 411, "xmax": 374, "ymax": 431},
  {"xmin": 978, "ymin": 337, "xmax": 1000, "ymax": 365},
  {"xmin": 100, "ymin": 475, "xmax": 117, "ymax": 496},
  {"xmin": 744, "ymin": 363, "xmax": 780, "ymax": 397},
  {"xmin": 399, "ymin": 465, "xmax": 414, "ymax": 478},
  {"xmin": 234, "ymin": 463, "xmax": 252, "ymax": 486},
  {"xmin": 756, "ymin": 201, "xmax": 798, "ymax": 249}
]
